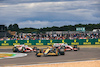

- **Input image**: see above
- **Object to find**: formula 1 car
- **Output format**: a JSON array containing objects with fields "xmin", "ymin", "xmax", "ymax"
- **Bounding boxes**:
[
  {"xmin": 73, "ymin": 45, "xmax": 80, "ymax": 51},
  {"xmin": 33, "ymin": 47, "xmax": 37, "ymax": 52},
  {"xmin": 35, "ymin": 46, "xmax": 65, "ymax": 57},
  {"xmin": 53, "ymin": 43, "xmax": 80, "ymax": 51},
  {"xmin": 12, "ymin": 45, "xmax": 33, "ymax": 53}
]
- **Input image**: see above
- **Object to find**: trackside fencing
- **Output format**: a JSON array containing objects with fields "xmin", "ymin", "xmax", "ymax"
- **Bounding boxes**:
[{"xmin": 0, "ymin": 39, "xmax": 100, "ymax": 46}]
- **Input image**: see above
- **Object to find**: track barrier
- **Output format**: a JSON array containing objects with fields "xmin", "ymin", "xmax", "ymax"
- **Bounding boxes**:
[{"xmin": 0, "ymin": 39, "xmax": 100, "ymax": 46}]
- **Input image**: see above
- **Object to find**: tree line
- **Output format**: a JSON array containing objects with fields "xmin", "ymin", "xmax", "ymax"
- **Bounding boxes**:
[{"xmin": 6, "ymin": 23, "xmax": 100, "ymax": 33}]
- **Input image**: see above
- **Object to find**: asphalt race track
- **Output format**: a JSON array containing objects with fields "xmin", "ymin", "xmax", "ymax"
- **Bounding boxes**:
[{"xmin": 0, "ymin": 48, "xmax": 100, "ymax": 66}]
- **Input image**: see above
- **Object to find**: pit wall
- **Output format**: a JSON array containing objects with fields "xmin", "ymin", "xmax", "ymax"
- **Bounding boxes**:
[{"xmin": 0, "ymin": 39, "xmax": 100, "ymax": 46}]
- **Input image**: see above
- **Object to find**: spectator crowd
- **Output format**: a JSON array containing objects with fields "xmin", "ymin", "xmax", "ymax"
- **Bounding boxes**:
[{"xmin": 0, "ymin": 32, "xmax": 100, "ymax": 41}]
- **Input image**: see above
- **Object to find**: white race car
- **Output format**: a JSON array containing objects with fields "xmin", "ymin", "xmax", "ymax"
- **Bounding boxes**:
[
  {"xmin": 12, "ymin": 45, "xmax": 33, "ymax": 53},
  {"xmin": 53, "ymin": 43, "xmax": 79, "ymax": 51}
]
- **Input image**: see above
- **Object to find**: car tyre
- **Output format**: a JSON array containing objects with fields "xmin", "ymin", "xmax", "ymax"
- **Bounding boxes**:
[
  {"xmin": 59, "ymin": 48, "xmax": 65, "ymax": 55},
  {"xmin": 13, "ymin": 47, "xmax": 18, "ymax": 52},
  {"xmin": 21, "ymin": 47, "xmax": 25, "ymax": 53}
]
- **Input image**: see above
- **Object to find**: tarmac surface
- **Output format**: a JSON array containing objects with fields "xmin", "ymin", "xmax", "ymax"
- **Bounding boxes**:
[{"xmin": 0, "ymin": 48, "xmax": 100, "ymax": 66}]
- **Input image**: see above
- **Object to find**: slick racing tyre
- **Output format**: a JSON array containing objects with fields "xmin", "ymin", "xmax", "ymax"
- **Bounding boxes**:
[
  {"xmin": 37, "ymin": 55, "xmax": 41, "ymax": 57},
  {"xmin": 36, "ymin": 49, "xmax": 41, "ymax": 57},
  {"xmin": 74, "ymin": 50, "xmax": 77, "ymax": 51},
  {"xmin": 36, "ymin": 53, "xmax": 41, "ymax": 57},
  {"xmin": 59, "ymin": 48, "xmax": 65, "ymax": 55},
  {"xmin": 54, "ymin": 49, "xmax": 59, "ymax": 56},
  {"xmin": 60, "ymin": 52, "xmax": 65, "ymax": 55},
  {"xmin": 21, "ymin": 47, "xmax": 25, "ymax": 53},
  {"xmin": 33, "ymin": 47, "xmax": 37, "ymax": 52},
  {"xmin": 13, "ymin": 47, "xmax": 18, "ymax": 52},
  {"xmin": 36, "ymin": 49, "xmax": 40, "ymax": 53}
]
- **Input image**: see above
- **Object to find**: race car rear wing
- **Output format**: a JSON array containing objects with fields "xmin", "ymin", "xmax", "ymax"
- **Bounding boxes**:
[
  {"xmin": 53, "ymin": 43, "xmax": 68, "ymax": 47},
  {"xmin": 14, "ymin": 44, "xmax": 28, "ymax": 47}
]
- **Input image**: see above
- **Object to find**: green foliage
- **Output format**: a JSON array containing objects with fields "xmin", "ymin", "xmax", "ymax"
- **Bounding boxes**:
[
  {"xmin": 19, "ymin": 27, "xmax": 39, "ymax": 33},
  {"xmin": 8, "ymin": 24, "xmax": 19, "ymax": 31},
  {"xmin": 7, "ymin": 23, "xmax": 100, "ymax": 33},
  {"xmin": 12, "ymin": 24, "xmax": 19, "ymax": 31},
  {"xmin": 8, "ymin": 24, "xmax": 13, "ymax": 31}
]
